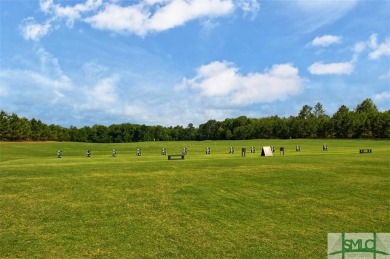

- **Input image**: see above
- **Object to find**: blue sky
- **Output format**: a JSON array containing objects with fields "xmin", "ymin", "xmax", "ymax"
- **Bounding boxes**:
[{"xmin": 1, "ymin": 0, "xmax": 389, "ymax": 127}]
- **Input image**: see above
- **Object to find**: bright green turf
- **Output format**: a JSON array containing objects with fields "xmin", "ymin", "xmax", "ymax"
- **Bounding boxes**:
[{"xmin": 0, "ymin": 139, "xmax": 389, "ymax": 258}]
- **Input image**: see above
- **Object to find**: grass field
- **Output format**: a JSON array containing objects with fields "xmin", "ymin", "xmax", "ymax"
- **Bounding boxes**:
[{"xmin": 0, "ymin": 139, "xmax": 389, "ymax": 258}]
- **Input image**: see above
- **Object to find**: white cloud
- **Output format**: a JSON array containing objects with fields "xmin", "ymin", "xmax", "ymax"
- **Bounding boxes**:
[
  {"xmin": 0, "ymin": 47, "xmax": 175, "ymax": 125},
  {"xmin": 312, "ymin": 35, "xmax": 342, "ymax": 47},
  {"xmin": 120, "ymin": 103, "xmax": 149, "ymax": 118},
  {"xmin": 85, "ymin": 4, "xmax": 149, "ymax": 35},
  {"xmin": 0, "ymin": 69, "xmax": 71, "ymax": 106},
  {"xmin": 20, "ymin": 0, "xmax": 103, "ymax": 41},
  {"xmin": 352, "ymin": 41, "xmax": 366, "ymax": 62},
  {"xmin": 353, "ymin": 42, "xmax": 366, "ymax": 54},
  {"xmin": 237, "ymin": 0, "xmax": 260, "ymax": 20},
  {"xmin": 21, "ymin": 0, "xmax": 259, "ymax": 39},
  {"xmin": 40, "ymin": 0, "xmax": 54, "ymax": 13},
  {"xmin": 374, "ymin": 91, "xmax": 390, "ymax": 101},
  {"xmin": 149, "ymin": 0, "xmax": 234, "ymax": 31},
  {"xmin": 20, "ymin": 18, "xmax": 51, "ymax": 41},
  {"xmin": 369, "ymin": 37, "xmax": 390, "ymax": 60},
  {"xmin": 0, "ymin": 48, "xmax": 73, "ymax": 105},
  {"xmin": 89, "ymin": 75, "xmax": 120, "ymax": 108},
  {"xmin": 179, "ymin": 61, "xmax": 304, "ymax": 105},
  {"xmin": 308, "ymin": 61, "xmax": 354, "ymax": 75},
  {"xmin": 86, "ymin": 0, "xmax": 235, "ymax": 36},
  {"xmin": 351, "ymin": 34, "xmax": 390, "ymax": 61},
  {"xmin": 35, "ymin": 48, "xmax": 73, "ymax": 88},
  {"xmin": 310, "ymin": 34, "xmax": 389, "ymax": 75},
  {"xmin": 40, "ymin": 0, "xmax": 103, "ymax": 26},
  {"xmin": 181, "ymin": 61, "xmax": 239, "ymax": 96}
]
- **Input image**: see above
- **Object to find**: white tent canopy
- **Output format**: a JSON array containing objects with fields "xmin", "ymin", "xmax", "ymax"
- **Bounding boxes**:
[{"xmin": 261, "ymin": 146, "xmax": 273, "ymax": 156}]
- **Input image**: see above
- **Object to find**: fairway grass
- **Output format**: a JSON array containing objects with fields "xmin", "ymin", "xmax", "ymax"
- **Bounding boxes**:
[{"xmin": 0, "ymin": 139, "xmax": 389, "ymax": 258}]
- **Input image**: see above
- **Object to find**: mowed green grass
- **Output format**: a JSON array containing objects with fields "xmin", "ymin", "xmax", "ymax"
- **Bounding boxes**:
[{"xmin": 0, "ymin": 139, "xmax": 389, "ymax": 258}]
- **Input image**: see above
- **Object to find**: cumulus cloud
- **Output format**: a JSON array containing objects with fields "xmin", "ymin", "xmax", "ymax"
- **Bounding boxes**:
[
  {"xmin": 308, "ymin": 61, "xmax": 354, "ymax": 75},
  {"xmin": 20, "ymin": 0, "xmax": 259, "ymax": 39},
  {"xmin": 85, "ymin": 0, "xmax": 235, "ymax": 36},
  {"xmin": 179, "ymin": 61, "xmax": 304, "ymax": 105},
  {"xmin": 312, "ymin": 35, "xmax": 342, "ymax": 47},
  {"xmin": 85, "ymin": 4, "xmax": 149, "ymax": 35}
]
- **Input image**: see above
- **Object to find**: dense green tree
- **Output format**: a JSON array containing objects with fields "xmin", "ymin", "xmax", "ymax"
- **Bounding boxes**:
[
  {"xmin": 298, "ymin": 105, "xmax": 313, "ymax": 119},
  {"xmin": 313, "ymin": 102, "xmax": 325, "ymax": 117},
  {"xmin": 0, "ymin": 99, "xmax": 388, "ymax": 142},
  {"xmin": 69, "ymin": 126, "xmax": 81, "ymax": 142},
  {"xmin": 7, "ymin": 113, "xmax": 19, "ymax": 141},
  {"xmin": 30, "ymin": 118, "xmax": 46, "ymax": 141},
  {"xmin": 225, "ymin": 129, "xmax": 233, "ymax": 140},
  {"xmin": 352, "ymin": 98, "xmax": 380, "ymax": 138},
  {"xmin": 48, "ymin": 124, "xmax": 67, "ymax": 141},
  {"xmin": 253, "ymin": 117, "xmax": 276, "ymax": 138},
  {"xmin": 233, "ymin": 116, "xmax": 249, "ymax": 128},
  {"xmin": 273, "ymin": 116, "xmax": 290, "ymax": 139},
  {"xmin": 185, "ymin": 123, "xmax": 197, "ymax": 140},
  {"xmin": 355, "ymin": 98, "xmax": 378, "ymax": 114},
  {"xmin": 91, "ymin": 125, "xmax": 110, "ymax": 143},
  {"xmin": 0, "ymin": 111, "xmax": 10, "ymax": 140},
  {"xmin": 78, "ymin": 126, "xmax": 92, "ymax": 142},
  {"xmin": 332, "ymin": 105, "xmax": 353, "ymax": 138},
  {"xmin": 315, "ymin": 114, "xmax": 331, "ymax": 138},
  {"xmin": 378, "ymin": 110, "xmax": 390, "ymax": 138},
  {"xmin": 108, "ymin": 124, "xmax": 123, "ymax": 142},
  {"xmin": 198, "ymin": 120, "xmax": 219, "ymax": 140}
]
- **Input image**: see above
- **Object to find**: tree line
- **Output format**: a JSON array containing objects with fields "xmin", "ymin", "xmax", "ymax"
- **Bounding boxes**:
[{"xmin": 1, "ymin": 99, "xmax": 389, "ymax": 142}]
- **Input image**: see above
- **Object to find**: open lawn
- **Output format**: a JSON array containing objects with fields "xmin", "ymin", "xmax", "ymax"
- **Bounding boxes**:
[{"xmin": 0, "ymin": 139, "xmax": 389, "ymax": 258}]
